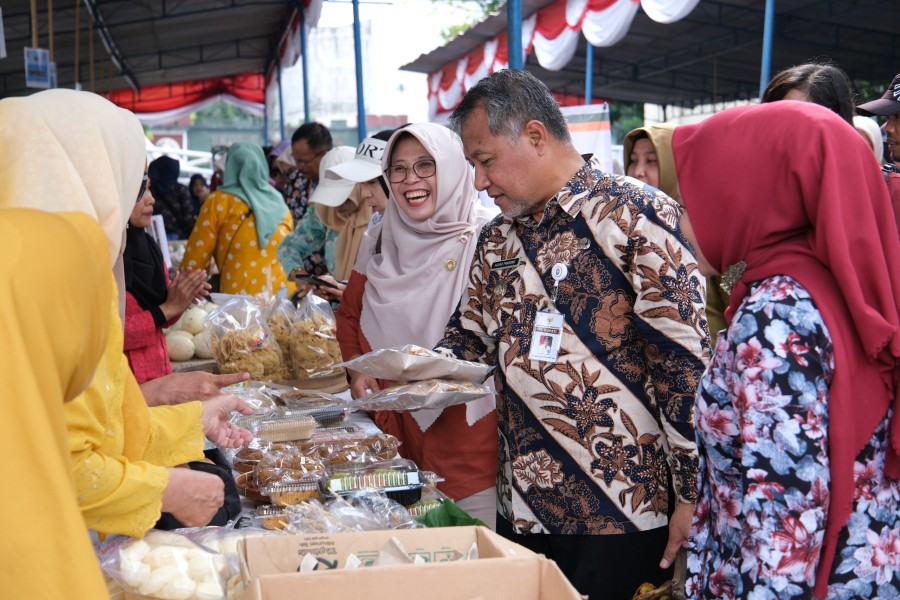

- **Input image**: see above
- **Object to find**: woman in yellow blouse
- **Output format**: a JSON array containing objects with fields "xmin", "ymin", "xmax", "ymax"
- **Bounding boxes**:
[
  {"xmin": 1, "ymin": 209, "xmax": 112, "ymax": 599},
  {"xmin": 183, "ymin": 143, "xmax": 293, "ymax": 296},
  {"xmin": 0, "ymin": 88, "xmax": 253, "ymax": 538}
]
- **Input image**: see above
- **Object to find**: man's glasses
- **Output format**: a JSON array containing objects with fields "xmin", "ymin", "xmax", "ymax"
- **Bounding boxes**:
[
  {"xmin": 136, "ymin": 172, "xmax": 148, "ymax": 204},
  {"xmin": 295, "ymin": 149, "xmax": 327, "ymax": 168},
  {"xmin": 384, "ymin": 159, "xmax": 436, "ymax": 183}
]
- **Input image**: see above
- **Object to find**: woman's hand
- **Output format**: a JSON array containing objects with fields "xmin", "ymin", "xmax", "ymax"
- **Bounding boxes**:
[
  {"xmin": 161, "ymin": 468, "xmax": 224, "ymax": 527},
  {"xmin": 140, "ymin": 371, "xmax": 250, "ymax": 406},
  {"xmin": 161, "ymin": 267, "xmax": 211, "ymax": 321},
  {"xmin": 348, "ymin": 368, "xmax": 381, "ymax": 400},
  {"xmin": 200, "ymin": 394, "xmax": 254, "ymax": 448},
  {"xmin": 312, "ymin": 274, "xmax": 346, "ymax": 303}
]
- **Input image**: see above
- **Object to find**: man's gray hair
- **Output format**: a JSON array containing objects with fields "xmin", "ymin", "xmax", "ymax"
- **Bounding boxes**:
[{"xmin": 449, "ymin": 70, "xmax": 571, "ymax": 144}]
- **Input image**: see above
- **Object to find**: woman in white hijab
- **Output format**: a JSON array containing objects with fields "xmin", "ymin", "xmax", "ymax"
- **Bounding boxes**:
[
  {"xmin": 0, "ymin": 89, "xmax": 252, "ymax": 538},
  {"xmin": 336, "ymin": 123, "xmax": 499, "ymax": 526}
]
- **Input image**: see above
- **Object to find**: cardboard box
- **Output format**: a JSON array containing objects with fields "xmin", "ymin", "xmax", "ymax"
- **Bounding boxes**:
[{"xmin": 239, "ymin": 526, "xmax": 583, "ymax": 599}]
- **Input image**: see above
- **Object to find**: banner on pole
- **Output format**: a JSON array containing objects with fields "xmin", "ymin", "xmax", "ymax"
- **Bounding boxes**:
[{"xmin": 561, "ymin": 104, "xmax": 613, "ymax": 173}]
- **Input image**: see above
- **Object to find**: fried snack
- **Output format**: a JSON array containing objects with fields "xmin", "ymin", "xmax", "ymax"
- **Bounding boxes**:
[
  {"xmin": 290, "ymin": 313, "xmax": 344, "ymax": 379},
  {"xmin": 254, "ymin": 505, "xmax": 289, "ymax": 531},
  {"xmin": 266, "ymin": 308, "xmax": 295, "ymax": 378},
  {"xmin": 210, "ymin": 327, "xmax": 285, "ymax": 380}
]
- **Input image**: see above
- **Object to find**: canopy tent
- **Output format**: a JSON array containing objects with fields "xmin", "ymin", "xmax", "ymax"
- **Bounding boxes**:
[
  {"xmin": 402, "ymin": 0, "xmax": 900, "ymax": 120},
  {"xmin": 0, "ymin": 0, "xmax": 323, "ymax": 124}
]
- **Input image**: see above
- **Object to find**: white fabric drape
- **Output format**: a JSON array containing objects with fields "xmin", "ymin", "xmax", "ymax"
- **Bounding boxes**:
[{"xmin": 426, "ymin": 0, "xmax": 699, "ymax": 119}]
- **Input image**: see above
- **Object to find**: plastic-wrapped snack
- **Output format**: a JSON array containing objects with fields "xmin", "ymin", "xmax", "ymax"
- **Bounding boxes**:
[
  {"xmin": 100, "ymin": 530, "xmax": 228, "ymax": 600},
  {"xmin": 263, "ymin": 297, "xmax": 297, "ymax": 379},
  {"xmin": 350, "ymin": 379, "xmax": 491, "ymax": 412},
  {"xmin": 251, "ymin": 413, "xmax": 317, "ymax": 442},
  {"xmin": 252, "ymin": 505, "xmax": 289, "ymax": 531},
  {"xmin": 205, "ymin": 298, "xmax": 288, "ymax": 381},
  {"xmin": 348, "ymin": 491, "xmax": 419, "ymax": 530},
  {"xmin": 327, "ymin": 458, "xmax": 425, "ymax": 505},
  {"xmin": 275, "ymin": 388, "xmax": 345, "ymax": 409},
  {"xmin": 290, "ymin": 293, "xmax": 345, "ymax": 379},
  {"xmin": 337, "ymin": 344, "xmax": 493, "ymax": 383},
  {"xmin": 261, "ymin": 472, "xmax": 327, "ymax": 507},
  {"xmin": 255, "ymin": 450, "xmax": 326, "ymax": 488},
  {"xmin": 217, "ymin": 380, "xmax": 278, "ymax": 413},
  {"xmin": 232, "ymin": 439, "xmax": 274, "ymax": 474}
]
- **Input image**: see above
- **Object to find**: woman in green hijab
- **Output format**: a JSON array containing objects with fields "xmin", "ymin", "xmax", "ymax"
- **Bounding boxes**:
[{"xmin": 182, "ymin": 143, "xmax": 294, "ymax": 295}]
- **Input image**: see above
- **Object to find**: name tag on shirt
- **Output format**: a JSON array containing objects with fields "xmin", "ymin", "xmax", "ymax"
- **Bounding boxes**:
[
  {"xmin": 528, "ymin": 310, "xmax": 564, "ymax": 363},
  {"xmin": 490, "ymin": 258, "xmax": 522, "ymax": 271}
]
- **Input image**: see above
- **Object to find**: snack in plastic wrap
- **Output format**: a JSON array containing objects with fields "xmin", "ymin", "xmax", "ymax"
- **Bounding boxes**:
[
  {"xmin": 251, "ymin": 414, "xmax": 317, "ymax": 442},
  {"xmin": 283, "ymin": 494, "xmax": 417, "ymax": 534},
  {"xmin": 350, "ymin": 379, "xmax": 491, "ymax": 412},
  {"xmin": 263, "ymin": 297, "xmax": 297, "ymax": 379},
  {"xmin": 327, "ymin": 458, "xmax": 425, "ymax": 505},
  {"xmin": 337, "ymin": 344, "xmax": 493, "ymax": 383},
  {"xmin": 101, "ymin": 530, "xmax": 228, "ymax": 600},
  {"xmin": 252, "ymin": 505, "xmax": 289, "ymax": 531},
  {"xmin": 204, "ymin": 298, "xmax": 288, "ymax": 381},
  {"xmin": 262, "ymin": 472, "xmax": 327, "ymax": 507},
  {"xmin": 290, "ymin": 293, "xmax": 344, "ymax": 379}
]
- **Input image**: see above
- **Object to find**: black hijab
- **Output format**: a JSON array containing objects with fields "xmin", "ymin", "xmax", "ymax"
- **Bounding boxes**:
[
  {"xmin": 149, "ymin": 156, "xmax": 180, "ymax": 195},
  {"xmin": 123, "ymin": 224, "xmax": 168, "ymax": 313}
]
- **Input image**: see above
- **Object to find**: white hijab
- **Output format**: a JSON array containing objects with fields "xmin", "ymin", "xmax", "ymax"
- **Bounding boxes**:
[
  {"xmin": 360, "ymin": 123, "xmax": 495, "ymax": 431},
  {"xmin": 0, "ymin": 89, "xmax": 146, "ymax": 321}
]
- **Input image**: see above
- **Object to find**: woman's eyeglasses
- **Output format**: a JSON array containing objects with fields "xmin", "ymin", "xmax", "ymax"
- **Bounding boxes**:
[
  {"xmin": 384, "ymin": 159, "xmax": 436, "ymax": 183},
  {"xmin": 135, "ymin": 172, "xmax": 148, "ymax": 204}
]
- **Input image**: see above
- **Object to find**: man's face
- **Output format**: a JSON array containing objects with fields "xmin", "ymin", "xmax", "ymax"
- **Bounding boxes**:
[
  {"xmin": 883, "ymin": 114, "xmax": 900, "ymax": 161},
  {"xmin": 292, "ymin": 138, "xmax": 325, "ymax": 181},
  {"xmin": 460, "ymin": 106, "xmax": 546, "ymax": 219}
]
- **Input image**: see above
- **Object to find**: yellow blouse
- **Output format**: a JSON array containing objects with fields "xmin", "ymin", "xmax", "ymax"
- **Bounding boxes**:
[
  {"xmin": 182, "ymin": 190, "xmax": 293, "ymax": 296},
  {"xmin": 67, "ymin": 290, "xmax": 205, "ymax": 537}
]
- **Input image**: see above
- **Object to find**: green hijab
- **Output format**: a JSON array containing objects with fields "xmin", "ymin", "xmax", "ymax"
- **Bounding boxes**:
[{"xmin": 218, "ymin": 143, "xmax": 288, "ymax": 247}]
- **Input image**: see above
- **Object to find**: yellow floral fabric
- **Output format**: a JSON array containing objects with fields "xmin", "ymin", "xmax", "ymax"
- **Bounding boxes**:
[
  {"xmin": 182, "ymin": 190, "xmax": 293, "ymax": 295},
  {"xmin": 67, "ymin": 286, "xmax": 204, "ymax": 537}
]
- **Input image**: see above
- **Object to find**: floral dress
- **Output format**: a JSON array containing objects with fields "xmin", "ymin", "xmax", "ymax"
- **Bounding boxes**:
[{"xmin": 687, "ymin": 275, "xmax": 900, "ymax": 599}]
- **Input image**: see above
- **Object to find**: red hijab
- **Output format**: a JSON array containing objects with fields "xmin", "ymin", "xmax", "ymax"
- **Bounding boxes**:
[{"xmin": 672, "ymin": 101, "xmax": 900, "ymax": 598}]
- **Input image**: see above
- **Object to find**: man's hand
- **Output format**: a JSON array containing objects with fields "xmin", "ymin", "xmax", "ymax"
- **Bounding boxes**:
[
  {"xmin": 660, "ymin": 502, "xmax": 694, "ymax": 569},
  {"xmin": 140, "ymin": 371, "xmax": 250, "ymax": 406},
  {"xmin": 348, "ymin": 367, "xmax": 381, "ymax": 400},
  {"xmin": 200, "ymin": 394, "xmax": 254, "ymax": 448},
  {"xmin": 161, "ymin": 468, "xmax": 224, "ymax": 527}
]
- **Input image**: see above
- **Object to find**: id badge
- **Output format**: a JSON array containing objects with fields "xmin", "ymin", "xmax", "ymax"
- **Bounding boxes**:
[{"xmin": 528, "ymin": 310, "xmax": 564, "ymax": 363}]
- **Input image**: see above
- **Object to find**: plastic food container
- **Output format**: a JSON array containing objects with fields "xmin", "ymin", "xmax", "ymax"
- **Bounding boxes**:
[
  {"xmin": 327, "ymin": 458, "xmax": 425, "ymax": 505},
  {"xmin": 251, "ymin": 414, "xmax": 316, "ymax": 442},
  {"xmin": 252, "ymin": 505, "xmax": 288, "ymax": 530},
  {"xmin": 259, "ymin": 472, "xmax": 327, "ymax": 507}
]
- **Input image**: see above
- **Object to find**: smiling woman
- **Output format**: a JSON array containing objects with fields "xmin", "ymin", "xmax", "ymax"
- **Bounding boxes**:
[{"xmin": 335, "ymin": 122, "xmax": 500, "ymax": 527}]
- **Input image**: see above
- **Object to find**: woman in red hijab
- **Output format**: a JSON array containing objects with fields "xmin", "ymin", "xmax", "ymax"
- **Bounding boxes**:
[{"xmin": 672, "ymin": 101, "xmax": 900, "ymax": 599}]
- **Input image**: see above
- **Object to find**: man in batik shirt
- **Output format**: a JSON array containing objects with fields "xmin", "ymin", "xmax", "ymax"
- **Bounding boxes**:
[
  {"xmin": 284, "ymin": 121, "xmax": 332, "ymax": 275},
  {"xmin": 438, "ymin": 69, "xmax": 710, "ymax": 600}
]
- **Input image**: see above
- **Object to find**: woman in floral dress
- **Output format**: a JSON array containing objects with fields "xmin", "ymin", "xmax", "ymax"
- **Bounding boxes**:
[{"xmin": 671, "ymin": 101, "xmax": 900, "ymax": 598}]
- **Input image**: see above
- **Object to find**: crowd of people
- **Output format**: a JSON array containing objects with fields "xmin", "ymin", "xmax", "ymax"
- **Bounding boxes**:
[{"xmin": 2, "ymin": 59, "xmax": 900, "ymax": 600}]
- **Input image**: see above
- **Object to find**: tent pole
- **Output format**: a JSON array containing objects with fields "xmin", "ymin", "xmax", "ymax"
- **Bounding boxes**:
[
  {"xmin": 759, "ymin": 0, "xmax": 775, "ymax": 97},
  {"xmin": 584, "ymin": 42, "xmax": 593, "ymax": 104},
  {"xmin": 300, "ymin": 5, "xmax": 311, "ymax": 124},
  {"xmin": 507, "ymin": 0, "xmax": 523, "ymax": 70},
  {"xmin": 352, "ymin": 0, "xmax": 366, "ymax": 141},
  {"xmin": 277, "ymin": 60, "xmax": 286, "ymax": 141}
]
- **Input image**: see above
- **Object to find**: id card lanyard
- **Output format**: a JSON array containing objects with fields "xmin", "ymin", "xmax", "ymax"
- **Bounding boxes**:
[{"xmin": 528, "ymin": 263, "xmax": 568, "ymax": 363}]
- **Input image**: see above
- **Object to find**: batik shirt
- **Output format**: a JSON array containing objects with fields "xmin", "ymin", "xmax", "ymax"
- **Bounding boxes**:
[
  {"xmin": 437, "ymin": 157, "xmax": 709, "ymax": 535},
  {"xmin": 686, "ymin": 275, "xmax": 900, "ymax": 599}
]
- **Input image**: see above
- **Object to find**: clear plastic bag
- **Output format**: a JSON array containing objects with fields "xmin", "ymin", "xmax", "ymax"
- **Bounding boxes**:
[
  {"xmin": 350, "ymin": 379, "xmax": 492, "ymax": 412},
  {"xmin": 289, "ymin": 293, "xmax": 344, "ymax": 379},
  {"xmin": 337, "ymin": 344, "xmax": 493, "ymax": 383},
  {"xmin": 99, "ymin": 530, "xmax": 229, "ymax": 600},
  {"xmin": 263, "ymin": 297, "xmax": 297, "ymax": 379},
  {"xmin": 204, "ymin": 298, "xmax": 289, "ymax": 381}
]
